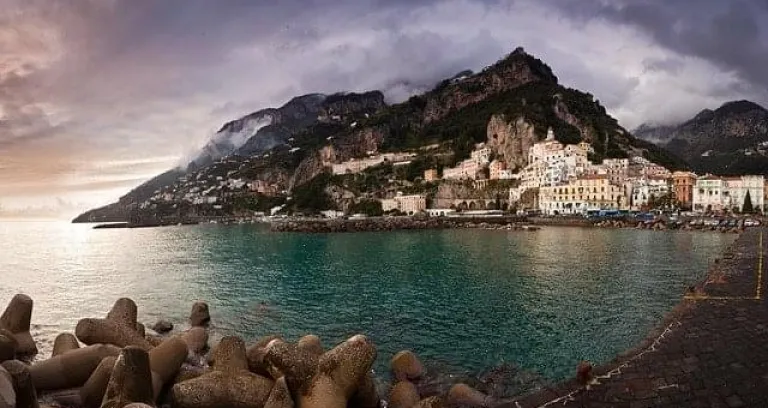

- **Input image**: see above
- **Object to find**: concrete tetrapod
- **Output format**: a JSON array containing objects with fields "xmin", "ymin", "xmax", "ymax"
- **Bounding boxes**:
[
  {"xmin": 75, "ymin": 298, "xmax": 151, "ymax": 351},
  {"xmin": 0, "ymin": 330, "xmax": 17, "ymax": 363},
  {"xmin": 446, "ymin": 383, "xmax": 492, "ymax": 408},
  {"xmin": 0, "ymin": 366, "xmax": 15, "ymax": 408},
  {"xmin": 101, "ymin": 347, "xmax": 154, "ymax": 408},
  {"xmin": 171, "ymin": 336, "xmax": 274, "ymax": 408},
  {"xmin": 245, "ymin": 335, "xmax": 281, "ymax": 379},
  {"xmin": 388, "ymin": 381, "xmax": 420, "ymax": 408},
  {"xmin": 263, "ymin": 376, "xmax": 293, "ymax": 408},
  {"xmin": 179, "ymin": 327, "xmax": 208, "ymax": 356},
  {"xmin": 147, "ymin": 336, "xmax": 187, "ymax": 399},
  {"xmin": 2, "ymin": 360, "xmax": 39, "ymax": 408},
  {"xmin": 30, "ymin": 344, "xmax": 121, "ymax": 391},
  {"xmin": 390, "ymin": 350, "xmax": 424, "ymax": 382},
  {"xmin": 264, "ymin": 334, "xmax": 377, "ymax": 408},
  {"xmin": 296, "ymin": 335, "xmax": 323, "ymax": 357},
  {"xmin": 79, "ymin": 356, "xmax": 117, "ymax": 408},
  {"xmin": 188, "ymin": 302, "xmax": 210, "ymax": 327},
  {"xmin": 52, "ymin": 333, "xmax": 80, "ymax": 357},
  {"xmin": 0, "ymin": 294, "xmax": 37, "ymax": 356}
]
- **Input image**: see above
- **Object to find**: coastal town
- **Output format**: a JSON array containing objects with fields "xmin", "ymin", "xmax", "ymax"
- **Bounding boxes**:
[{"xmin": 130, "ymin": 127, "xmax": 766, "ymax": 225}]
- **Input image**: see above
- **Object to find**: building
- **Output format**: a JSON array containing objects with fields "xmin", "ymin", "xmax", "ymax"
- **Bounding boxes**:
[
  {"xmin": 380, "ymin": 193, "xmax": 427, "ymax": 215},
  {"xmin": 331, "ymin": 152, "xmax": 416, "ymax": 175},
  {"xmin": 693, "ymin": 175, "xmax": 725, "ymax": 212},
  {"xmin": 602, "ymin": 158, "xmax": 630, "ymax": 186},
  {"xmin": 692, "ymin": 175, "xmax": 764, "ymax": 213},
  {"xmin": 471, "ymin": 145, "xmax": 492, "ymax": 164},
  {"xmin": 629, "ymin": 177, "xmax": 671, "ymax": 210},
  {"xmin": 424, "ymin": 169, "xmax": 439, "ymax": 182},
  {"xmin": 538, "ymin": 175, "xmax": 628, "ymax": 215},
  {"xmin": 722, "ymin": 176, "xmax": 765, "ymax": 212},
  {"xmin": 521, "ymin": 128, "xmax": 591, "ymax": 189},
  {"xmin": 489, "ymin": 160, "xmax": 506, "ymax": 180},
  {"xmin": 672, "ymin": 171, "xmax": 697, "ymax": 209},
  {"xmin": 425, "ymin": 208, "xmax": 457, "ymax": 217},
  {"xmin": 442, "ymin": 159, "xmax": 482, "ymax": 180}
]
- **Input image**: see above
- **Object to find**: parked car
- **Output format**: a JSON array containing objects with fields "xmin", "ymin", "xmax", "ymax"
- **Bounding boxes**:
[{"xmin": 744, "ymin": 219, "xmax": 761, "ymax": 227}]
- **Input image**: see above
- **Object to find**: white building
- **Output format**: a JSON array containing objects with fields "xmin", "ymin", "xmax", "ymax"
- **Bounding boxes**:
[
  {"xmin": 380, "ymin": 193, "xmax": 427, "ymax": 215},
  {"xmin": 723, "ymin": 176, "xmax": 765, "ymax": 212},
  {"xmin": 519, "ymin": 129, "xmax": 590, "ymax": 190},
  {"xmin": 692, "ymin": 175, "xmax": 764, "ymax": 213},
  {"xmin": 629, "ymin": 177, "xmax": 671, "ymax": 210},
  {"xmin": 693, "ymin": 176, "xmax": 725, "ymax": 212}
]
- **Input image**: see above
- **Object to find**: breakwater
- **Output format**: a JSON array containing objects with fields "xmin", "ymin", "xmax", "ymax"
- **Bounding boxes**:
[
  {"xmin": 0, "ymin": 295, "xmax": 507, "ymax": 408},
  {"xmin": 270, "ymin": 216, "xmax": 532, "ymax": 233},
  {"xmin": 506, "ymin": 227, "xmax": 766, "ymax": 407}
]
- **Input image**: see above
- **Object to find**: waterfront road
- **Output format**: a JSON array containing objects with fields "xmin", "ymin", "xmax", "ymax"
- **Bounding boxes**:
[{"xmin": 506, "ymin": 227, "xmax": 768, "ymax": 408}]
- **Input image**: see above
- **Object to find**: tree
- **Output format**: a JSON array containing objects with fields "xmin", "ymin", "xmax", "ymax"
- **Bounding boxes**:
[{"xmin": 743, "ymin": 190, "xmax": 754, "ymax": 213}]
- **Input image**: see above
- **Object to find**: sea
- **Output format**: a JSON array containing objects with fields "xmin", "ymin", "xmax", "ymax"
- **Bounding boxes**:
[{"xmin": 0, "ymin": 220, "xmax": 735, "ymax": 395}]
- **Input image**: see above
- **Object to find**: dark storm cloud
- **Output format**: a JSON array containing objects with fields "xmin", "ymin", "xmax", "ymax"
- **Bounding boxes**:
[{"xmin": 555, "ymin": 0, "xmax": 768, "ymax": 92}]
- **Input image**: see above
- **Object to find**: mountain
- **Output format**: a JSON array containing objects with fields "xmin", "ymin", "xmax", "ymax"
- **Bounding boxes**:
[
  {"xmin": 189, "ymin": 91, "xmax": 386, "ymax": 169},
  {"xmin": 634, "ymin": 100, "xmax": 768, "ymax": 175},
  {"xmin": 74, "ymin": 46, "xmax": 685, "ymax": 222}
]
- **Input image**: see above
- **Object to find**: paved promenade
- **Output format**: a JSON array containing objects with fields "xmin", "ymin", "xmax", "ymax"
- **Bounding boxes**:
[{"xmin": 506, "ymin": 227, "xmax": 767, "ymax": 408}]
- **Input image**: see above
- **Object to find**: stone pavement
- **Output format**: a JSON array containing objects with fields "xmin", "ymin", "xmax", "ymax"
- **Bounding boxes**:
[{"xmin": 503, "ymin": 227, "xmax": 768, "ymax": 408}]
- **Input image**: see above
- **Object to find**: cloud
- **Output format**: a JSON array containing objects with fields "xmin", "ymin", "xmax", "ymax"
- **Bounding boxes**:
[{"xmin": 1, "ymin": 0, "xmax": 767, "ymax": 213}]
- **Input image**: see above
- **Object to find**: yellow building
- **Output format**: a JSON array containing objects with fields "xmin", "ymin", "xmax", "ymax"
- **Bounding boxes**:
[
  {"xmin": 539, "ymin": 175, "xmax": 628, "ymax": 215},
  {"xmin": 424, "ymin": 169, "xmax": 439, "ymax": 182}
]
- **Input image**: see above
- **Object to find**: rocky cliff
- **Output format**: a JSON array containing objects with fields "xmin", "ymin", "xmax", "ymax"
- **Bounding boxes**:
[{"xmin": 634, "ymin": 100, "xmax": 768, "ymax": 175}]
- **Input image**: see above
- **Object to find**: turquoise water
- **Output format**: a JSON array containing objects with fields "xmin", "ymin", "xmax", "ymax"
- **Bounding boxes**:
[{"xmin": 0, "ymin": 221, "xmax": 734, "ymax": 387}]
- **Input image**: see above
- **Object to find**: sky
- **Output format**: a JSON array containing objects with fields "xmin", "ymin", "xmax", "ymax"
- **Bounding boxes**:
[{"xmin": 1, "ymin": 0, "xmax": 767, "ymax": 217}]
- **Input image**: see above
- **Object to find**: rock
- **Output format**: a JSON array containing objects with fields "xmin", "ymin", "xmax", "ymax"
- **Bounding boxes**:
[
  {"xmin": 391, "ymin": 350, "xmax": 424, "ymax": 381},
  {"xmin": 0, "ymin": 366, "xmax": 15, "ymax": 408},
  {"xmin": 79, "ymin": 355, "xmax": 117, "ymax": 408},
  {"xmin": 179, "ymin": 327, "xmax": 208, "ymax": 356},
  {"xmin": 389, "ymin": 381, "xmax": 420, "ymax": 408},
  {"xmin": 2, "ymin": 360, "xmax": 38, "ymax": 408},
  {"xmin": 265, "ymin": 334, "xmax": 376, "ymax": 408},
  {"xmin": 0, "ymin": 294, "xmax": 37, "ymax": 356},
  {"xmin": 0, "ymin": 331, "xmax": 17, "ymax": 363},
  {"xmin": 189, "ymin": 302, "xmax": 210, "ymax": 327},
  {"xmin": 349, "ymin": 372, "xmax": 380, "ymax": 408},
  {"xmin": 123, "ymin": 404, "xmax": 153, "ymax": 408},
  {"xmin": 148, "ymin": 336, "xmax": 187, "ymax": 399},
  {"xmin": 263, "ymin": 376, "xmax": 293, "ymax": 408},
  {"xmin": 52, "ymin": 333, "xmax": 80, "ymax": 357},
  {"xmin": 246, "ymin": 335, "xmax": 282, "ymax": 379},
  {"xmin": 135, "ymin": 323, "xmax": 145, "ymax": 338},
  {"xmin": 171, "ymin": 336, "xmax": 273, "ymax": 408},
  {"xmin": 30, "ymin": 344, "xmax": 120, "ymax": 391},
  {"xmin": 447, "ymin": 383, "xmax": 492, "ymax": 407},
  {"xmin": 101, "ymin": 346, "xmax": 154, "ymax": 408},
  {"xmin": 415, "ymin": 396, "xmax": 445, "ymax": 408},
  {"xmin": 151, "ymin": 320, "xmax": 173, "ymax": 334},
  {"xmin": 39, "ymin": 388, "xmax": 81, "ymax": 407},
  {"xmin": 576, "ymin": 360, "xmax": 593, "ymax": 386},
  {"xmin": 75, "ymin": 298, "xmax": 151, "ymax": 350},
  {"xmin": 296, "ymin": 334, "xmax": 323, "ymax": 356}
]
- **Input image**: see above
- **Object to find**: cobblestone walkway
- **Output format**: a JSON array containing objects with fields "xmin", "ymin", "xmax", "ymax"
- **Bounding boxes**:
[{"xmin": 505, "ymin": 228, "xmax": 768, "ymax": 408}]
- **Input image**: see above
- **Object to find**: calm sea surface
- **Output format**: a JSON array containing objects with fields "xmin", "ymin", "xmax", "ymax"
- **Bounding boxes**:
[{"xmin": 0, "ymin": 221, "xmax": 734, "ymax": 384}]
